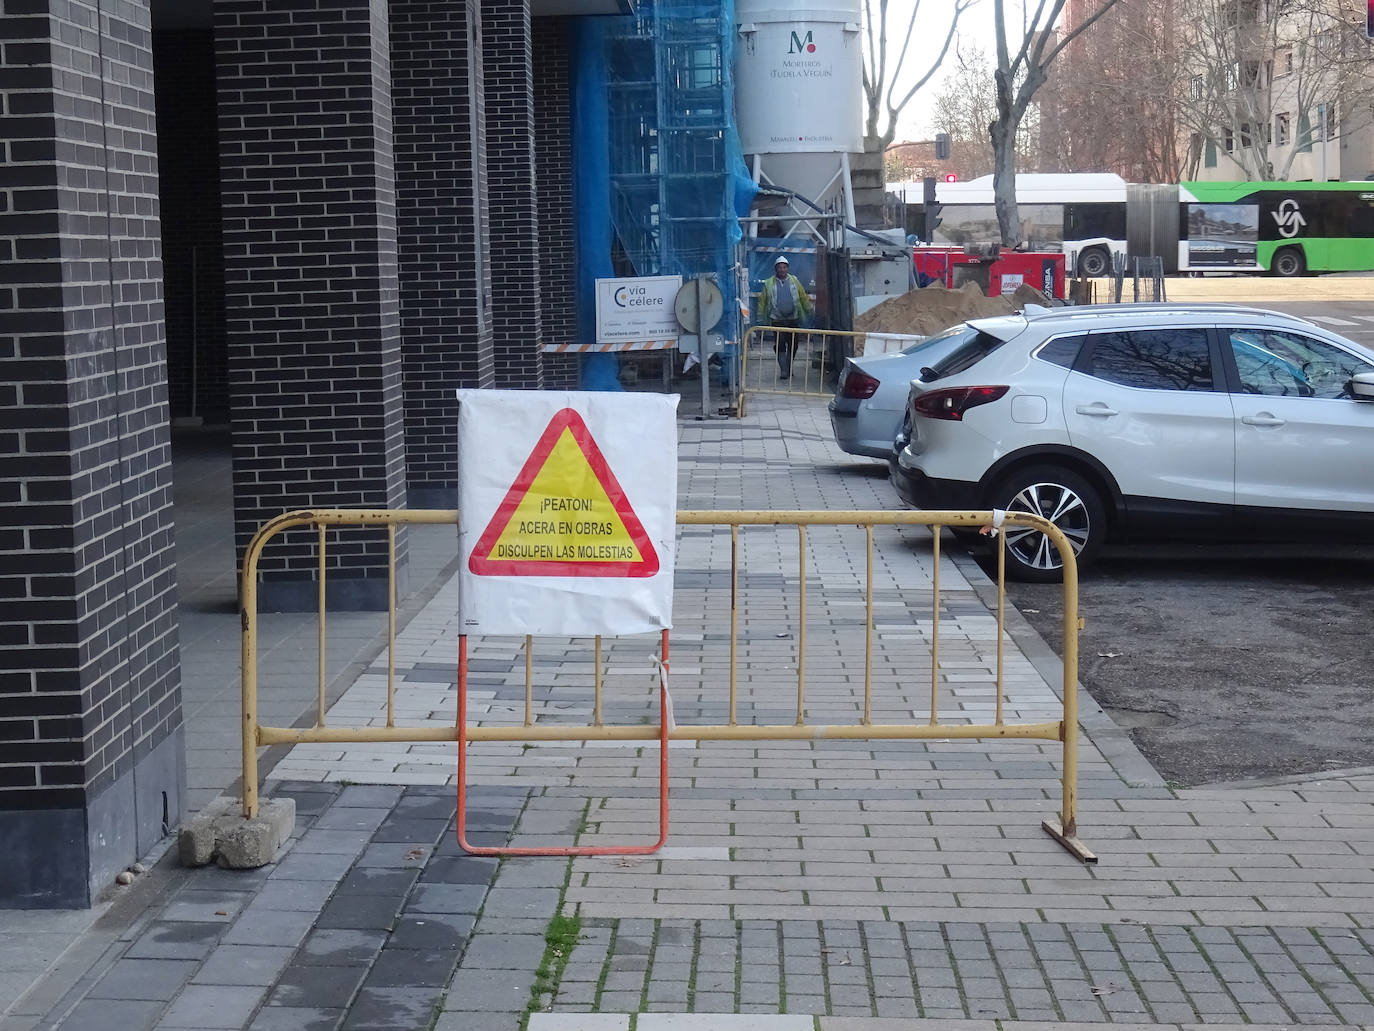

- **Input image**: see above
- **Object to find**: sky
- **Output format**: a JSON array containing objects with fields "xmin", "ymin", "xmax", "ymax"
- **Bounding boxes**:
[{"xmin": 875, "ymin": 0, "xmax": 1000, "ymax": 141}]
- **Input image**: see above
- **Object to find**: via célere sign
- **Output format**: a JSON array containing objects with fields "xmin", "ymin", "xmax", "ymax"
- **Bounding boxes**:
[{"xmin": 456, "ymin": 390, "xmax": 678, "ymax": 636}]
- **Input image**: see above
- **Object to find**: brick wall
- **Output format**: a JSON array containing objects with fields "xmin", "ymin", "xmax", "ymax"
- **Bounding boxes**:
[
  {"xmin": 0, "ymin": 0, "xmax": 183, "ymax": 907},
  {"xmin": 532, "ymin": 18, "xmax": 578, "ymax": 388},
  {"xmin": 391, "ymin": 0, "xmax": 494, "ymax": 506},
  {"xmin": 484, "ymin": 0, "xmax": 543, "ymax": 389},
  {"xmin": 152, "ymin": 30, "xmax": 227, "ymax": 425},
  {"xmin": 216, "ymin": 0, "xmax": 409, "ymax": 609}
]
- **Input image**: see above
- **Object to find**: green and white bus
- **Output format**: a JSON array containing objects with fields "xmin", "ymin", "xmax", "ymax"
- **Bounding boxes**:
[{"xmin": 1179, "ymin": 180, "xmax": 1374, "ymax": 277}]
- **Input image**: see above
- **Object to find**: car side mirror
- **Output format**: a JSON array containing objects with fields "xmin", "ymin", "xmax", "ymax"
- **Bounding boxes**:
[{"xmin": 1348, "ymin": 372, "xmax": 1374, "ymax": 401}]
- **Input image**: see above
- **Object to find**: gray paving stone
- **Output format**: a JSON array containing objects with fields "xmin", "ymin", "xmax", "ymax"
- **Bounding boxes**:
[
  {"xmin": 916, "ymin": 986, "xmax": 965, "ymax": 1011},
  {"xmin": 363, "ymin": 948, "xmax": 458, "ymax": 989},
  {"xmin": 602, "ymin": 970, "xmax": 647, "ymax": 992},
  {"xmin": 387, "ymin": 914, "xmax": 469, "ymax": 951},
  {"xmin": 1149, "ymin": 1002, "xmax": 1201, "ymax": 1023},
  {"xmin": 250, "ymin": 877, "xmax": 337, "ymax": 912},
  {"xmin": 86, "ymin": 958, "xmax": 199, "ymax": 1001},
  {"xmin": 336, "ymin": 786, "xmax": 405, "ymax": 808},
  {"xmin": 444, "ymin": 967, "xmax": 536, "ymax": 1011},
  {"xmin": 340, "ymin": 985, "xmax": 442, "ymax": 1029},
  {"xmin": 1188, "ymin": 991, "xmax": 1243, "ymax": 1015},
  {"xmin": 693, "ymin": 990, "xmax": 741, "ymax": 1011},
  {"xmin": 266, "ymin": 961, "xmax": 368, "ymax": 1010},
  {"xmin": 56, "ymin": 999, "xmax": 162, "ymax": 1031},
  {"xmin": 297, "ymin": 928, "xmax": 388, "ymax": 967},
  {"xmin": 315, "ymin": 894, "xmax": 405, "ymax": 931},
  {"xmin": 596, "ymin": 990, "xmax": 646, "ymax": 1011},
  {"xmin": 782, "ymin": 993, "xmax": 828, "ymax": 1013},
  {"xmin": 554, "ymin": 981, "xmax": 599, "ymax": 1005},
  {"xmin": 270, "ymin": 848, "xmax": 359, "ymax": 882},
  {"xmin": 192, "ymin": 945, "xmax": 294, "ymax": 986},
  {"xmin": 432, "ymin": 1013, "xmax": 523, "ymax": 1031},
  {"xmin": 160, "ymin": 984, "xmax": 269, "ymax": 1029},
  {"xmin": 459, "ymin": 933, "xmax": 547, "ymax": 970},
  {"xmin": 124, "ymin": 921, "xmax": 226, "ymax": 960},
  {"xmin": 245, "ymin": 1006, "xmax": 344, "ymax": 1031}
]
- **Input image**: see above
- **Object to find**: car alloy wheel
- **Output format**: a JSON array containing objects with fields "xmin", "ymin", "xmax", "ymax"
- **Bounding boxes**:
[{"xmin": 994, "ymin": 466, "xmax": 1105, "ymax": 582}]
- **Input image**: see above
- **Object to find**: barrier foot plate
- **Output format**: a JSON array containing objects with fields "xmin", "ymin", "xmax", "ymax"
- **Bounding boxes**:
[{"xmin": 1042, "ymin": 818, "xmax": 1098, "ymax": 864}]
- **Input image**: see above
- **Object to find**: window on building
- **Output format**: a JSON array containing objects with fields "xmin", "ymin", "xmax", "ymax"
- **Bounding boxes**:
[
  {"xmin": 1297, "ymin": 110, "xmax": 1312, "ymax": 152},
  {"xmin": 1205, "ymin": 138, "xmax": 1218, "ymax": 167},
  {"xmin": 1240, "ymin": 123, "xmax": 1252, "ymax": 148},
  {"xmin": 1275, "ymin": 112, "xmax": 1290, "ymax": 146},
  {"xmin": 1191, "ymin": 75, "xmax": 1205, "ymax": 99},
  {"xmin": 1277, "ymin": 48, "xmax": 1293, "ymax": 75},
  {"xmin": 1223, "ymin": 127, "xmax": 1234, "ymax": 152}
]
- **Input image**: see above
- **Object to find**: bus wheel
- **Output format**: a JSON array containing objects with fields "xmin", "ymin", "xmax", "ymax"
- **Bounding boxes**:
[
  {"xmin": 1272, "ymin": 247, "xmax": 1305, "ymax": 277},
  {"xmin": 1077, "ymin": 247, "xmax": 1109, "ymax": 278}
]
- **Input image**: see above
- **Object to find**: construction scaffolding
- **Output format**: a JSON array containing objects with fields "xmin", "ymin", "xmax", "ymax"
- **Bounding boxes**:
[{"xmin": 600, "ymin": 0, "xmax": 755, "ymax": 339}]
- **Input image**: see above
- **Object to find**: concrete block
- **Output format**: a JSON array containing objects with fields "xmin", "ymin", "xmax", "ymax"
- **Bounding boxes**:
[{"xmin": 178, "ymin": 796, "xmax": 296, "ymax": 869}]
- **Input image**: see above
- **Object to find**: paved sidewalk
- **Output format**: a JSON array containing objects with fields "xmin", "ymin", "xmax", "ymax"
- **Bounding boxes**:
[{"xmin": 5, "ymin": 395, "xmax": 1374, "ymax": 1031}]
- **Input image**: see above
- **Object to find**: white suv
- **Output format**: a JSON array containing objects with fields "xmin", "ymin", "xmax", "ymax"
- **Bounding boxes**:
[{"xmin": 890, "ymin": 304, "xmax": 1374, "ymax": 581}]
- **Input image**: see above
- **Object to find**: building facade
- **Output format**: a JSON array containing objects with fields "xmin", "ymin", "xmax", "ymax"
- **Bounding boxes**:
[{"xmin": 0, "ymin": 0, "xmax": 611, "ymax": 908}]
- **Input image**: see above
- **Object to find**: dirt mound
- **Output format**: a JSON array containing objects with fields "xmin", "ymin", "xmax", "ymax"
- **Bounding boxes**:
[{"xmin": 856, "ymin": 280, "xmax": 1051, "ymax": 337}]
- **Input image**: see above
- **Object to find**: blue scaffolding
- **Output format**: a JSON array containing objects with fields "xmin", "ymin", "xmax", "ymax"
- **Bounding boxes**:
[{"xmin": 572, "ymin": 0, "xmax": 755, "ymax": 367}]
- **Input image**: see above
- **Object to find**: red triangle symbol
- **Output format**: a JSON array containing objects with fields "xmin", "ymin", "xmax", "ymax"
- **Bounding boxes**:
[{"xmin": 468, "ymin": 408, "xmax": 660, "ymax": 578}]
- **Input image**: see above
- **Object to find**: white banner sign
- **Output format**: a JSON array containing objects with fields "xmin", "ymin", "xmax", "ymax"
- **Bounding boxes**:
[
  {"xmin": 594, "ymin": 276, "xmax": 682, "ymax": 344},
  {"xmin": 457, "ymin": 390, "xmax": 678, "ymax": 637}
]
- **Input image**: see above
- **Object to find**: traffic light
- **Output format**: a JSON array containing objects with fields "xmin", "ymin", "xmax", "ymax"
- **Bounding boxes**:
[
  {"xmin": 922, "ymin": 176, "xmax": 943, "ymax": 243},
  {"xmin": 935, "ymin": 132, "xmax": 951, "ymax": 161}
]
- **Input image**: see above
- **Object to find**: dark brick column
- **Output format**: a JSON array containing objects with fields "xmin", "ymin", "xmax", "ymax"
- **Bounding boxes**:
[
  {"xmin": 216, "ymin": 0, "xmax": 408, "ymax": 610},
  {"xmin": 533, "ymin": 17, "xmax": 578, "ymax": 388},
  {"xmin": 0, "ymin": 0, "xmax": 184, "ymax": 908},
  {"xmin": 483, "ymin": 0, "xmax": 543, "ymax": 389},
  {"xmin": 391, "ymin": 0, "xmax": 494, "ymax": 508}
]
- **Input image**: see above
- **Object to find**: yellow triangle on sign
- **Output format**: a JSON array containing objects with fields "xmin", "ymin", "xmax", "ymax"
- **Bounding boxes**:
[{"xmin": 468, "ymin": 408, "xmax": 660, "ymax": 578}]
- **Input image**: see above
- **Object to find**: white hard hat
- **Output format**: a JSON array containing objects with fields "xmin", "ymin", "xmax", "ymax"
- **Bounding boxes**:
[{"xmin": 774, "ymin": 255, "xmax": 789, "ymax": 266}]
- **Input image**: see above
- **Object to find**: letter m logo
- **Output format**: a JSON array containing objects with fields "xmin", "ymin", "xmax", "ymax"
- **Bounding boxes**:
[{"xmin": 788, "ymin": 30, "xmax": 814, "ymax": 54}]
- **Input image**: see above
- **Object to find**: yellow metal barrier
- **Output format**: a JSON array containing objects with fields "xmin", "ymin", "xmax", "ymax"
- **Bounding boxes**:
[
  {"xmin": 736, "ymin": 325, "xmax": 865, "ymax": 417},
  {"xmin": 241, "ymin": 508, "xmax": 1094, "ymax": 862}
]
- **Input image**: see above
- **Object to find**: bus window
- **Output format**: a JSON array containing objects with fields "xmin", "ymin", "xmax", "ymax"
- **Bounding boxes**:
[
  {"xmin": 933, "ymin": 204, "xmax": 998, "ymax": 247},
  {"xmin": 1066, "ymin": 203, "xmax": 1127, "ymax": 240},
  {"xmin": 1020, "ymin": 204, "xmax": 1065, "ymax": 248}
]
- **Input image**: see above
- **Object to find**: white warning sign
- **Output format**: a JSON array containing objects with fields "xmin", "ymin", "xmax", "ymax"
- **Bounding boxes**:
[{"xmin": 456, "ymin": 390, "xmax": 678, "ymax": 636}]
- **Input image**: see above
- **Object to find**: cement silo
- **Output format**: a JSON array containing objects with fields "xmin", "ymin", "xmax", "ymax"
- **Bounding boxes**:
[{"xmin": 734, "ymin": 0, "xmax": 864, "ymax": 233}]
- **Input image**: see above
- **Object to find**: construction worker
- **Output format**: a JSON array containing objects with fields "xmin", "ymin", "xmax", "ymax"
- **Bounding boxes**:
[{"xmin": 756, "ymin": 255, "xmax": 812, "ymax": 379}]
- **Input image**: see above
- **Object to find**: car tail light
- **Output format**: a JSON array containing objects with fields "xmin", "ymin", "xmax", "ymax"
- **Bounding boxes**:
[
  {"xmin": 840, "ymin": 367, "xmax": 880, "ymax": 399},
  {"xmin": 912, "ymin": 385, "xmax": 1010, "ymax": 421}
]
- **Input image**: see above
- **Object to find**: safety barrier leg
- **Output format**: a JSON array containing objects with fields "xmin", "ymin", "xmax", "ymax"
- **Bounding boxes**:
[{"xmin": 455, "ymin": 630, "xmax": 671, "ymax": 856}]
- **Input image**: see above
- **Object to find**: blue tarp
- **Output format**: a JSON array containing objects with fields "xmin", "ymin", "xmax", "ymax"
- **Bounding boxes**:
[{"xmin": 567, "ymin": 0, "xmax": 758, "ymax": 387}]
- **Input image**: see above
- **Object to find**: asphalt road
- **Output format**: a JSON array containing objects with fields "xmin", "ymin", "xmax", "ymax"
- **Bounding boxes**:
[
  {"xmin": 998, "ymin": 543, "xmax": 1374, "ymax": 787},
  {"xmin": 980, "ymin": 299, "xmax": 1374, "ymax": 787}
]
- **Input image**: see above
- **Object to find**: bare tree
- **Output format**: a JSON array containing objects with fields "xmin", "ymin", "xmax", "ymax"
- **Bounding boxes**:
[
  {"xmin": 1165, "ymin": 0, "xmax": 1372, "ymax": 182},
  {"xmin": 862, "ymin": 0, "xmax": 975, "ymax": 151},
  {"xmin": 989, "ymin": 0, "xmax": 1125, "ymax": 247},
  {"xmin": 1037, "ymin": 2, "xmax": 1186, "ymax": 183},
  {"xmin": 931, "ymin": 45, "xmax": 1038, "ymax": 179}
]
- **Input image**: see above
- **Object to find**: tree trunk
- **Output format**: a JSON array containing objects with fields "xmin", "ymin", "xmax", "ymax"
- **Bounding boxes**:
[
  {"xmin": 990, "ymin": 119, "xmax": 1022, "ymax": 249},
  {"xmin": 990, "ymin": 66, "xmax": 1022, "ymax": 250}
]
